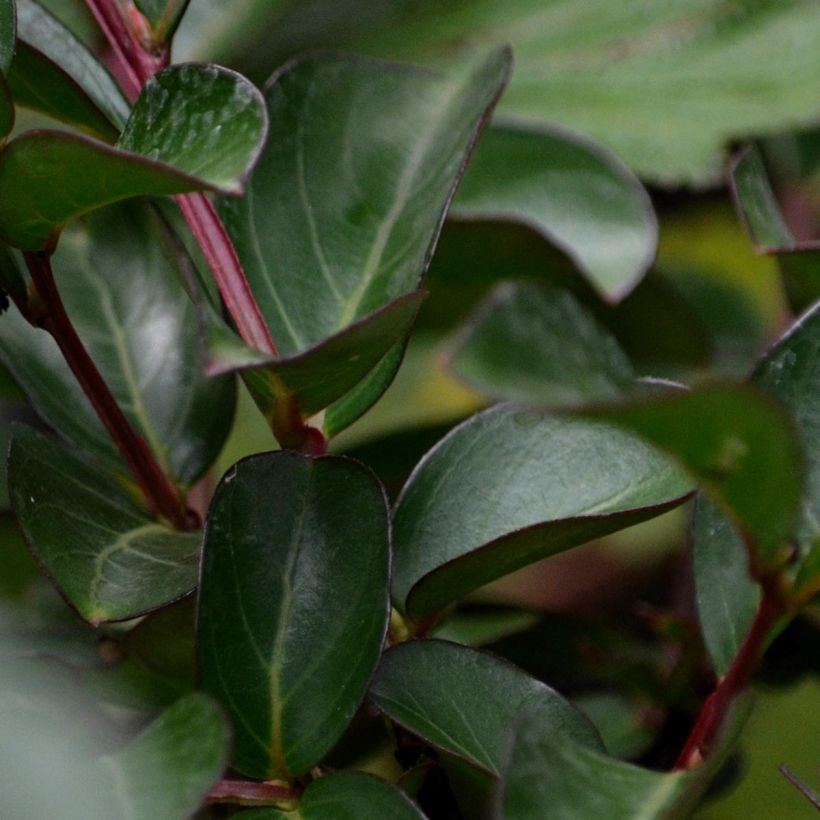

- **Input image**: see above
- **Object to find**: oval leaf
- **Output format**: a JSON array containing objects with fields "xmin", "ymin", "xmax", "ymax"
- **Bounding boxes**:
[
  {"xmin": 237, "ymin": 772, "xmax": 428, "ymax": 820},
  {"xmin": 582, "ymin": 384, "xmax": 804, "ymax": 567},
  {"xmin": 219, "ymin": 48, "xmax": 509, "ymax": 431},
  {"xmin": 9, "ymin": 425, "xmax": 200, "ymax": 625},
  {"xmin": 0, "ymin": 203, "xmax": 236, "ymax": 487},
  {"xmin": 448, "ymin": 280, "xmax": 635, "ymax": 406},
  {"xmin": 392, "ymin": 404, "xmax": 692, "ymax": 620},
  {"xmin": 371, "ymin": 640, "xmax": 602, "ymax": 776},
  {"xmin": 197, "ymin": 450, "xmax": 390, "ymax": 779},
  {"xmin": 0, "ymin": 63, "xmax": 267, "ymax": 250},
  {"xmin": 452, "ymin": 123, "xmax": 657, "ymax": 301}
]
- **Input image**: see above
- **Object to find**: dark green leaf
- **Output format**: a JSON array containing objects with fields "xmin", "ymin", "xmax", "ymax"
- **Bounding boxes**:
[
  {"xmin": 0, "ymin": 72, "xmax": 12, "ymax": 137},
  {"xmin": 693, "ymin": 495, "xmax": 760, "ymax": 676},
  {"xmin": 134, "ymin": 0, "xmax": 190, "ymax": 42},
  {"xmin": 581, "ymin": 384, "xmax": 803, "ymax": 567},
  {"xmin": 0, "ymin": 203, "xmax": 236, "ymax": 487},
  {"xmin": 198, "ymin": 450, "xmax": 390, "ymax": 779},
  {"xmin": 8, "ymin": 42, "xmax": 121, "ymax": 139},
  {"xmin": 497, "ymin": 696, "xmax": 751, "ymax": 820},
  {"xmin": 433, "ymin": 606, "xmax": 539, "ymax": 648},
  {"xmin": 10, "ymin": 425, "xmax": 200, "ymax": 624},
  {"xmin": 237, "ymin": 772, "xmax": 428, "ymax": 819},
  {"xmin": 0, "ymin": 240, "xmax": 27, "ymax": 310},
  {"xmin": 574, "ymin": 693, "xmax": 656, "ymax": 761},
  {"xmin": 95, "ymin": 692, "xmax": 228, "ymax": 820},
  {"xmin": 753, "ymin": 301, "xmax": 820, "ymax": 591},
  {"xmin": 392, "ymin": 404, "xmax": 692, "ymax": 619},
  {"xmin": 0, "ymin": 0, "xmax": 14, "ymax": 73},
  {"xmin": 452, "ymin": 123, "xmax": 657, "ymax": 301},
  {"xmin": 0, "ymin": 63, "xmax": 267, "ymax": 250},
  {"xmin": 371, "ymin": 640, "xmax": 603, "ymax": 775},
  {"xmin": 219, "ymin": 48, "xmax": 510, "ymax": 431},
  {"xmin": 449, "ymin": 280, "xmax": 635, "ymax": 406},
  {"xmin": 16, "ymin": 0, "xmax": 129, "ymax": 130}
]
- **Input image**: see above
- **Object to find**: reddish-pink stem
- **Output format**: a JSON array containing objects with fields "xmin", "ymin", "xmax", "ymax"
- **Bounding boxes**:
[
  {"xmin": 673, "ymin": 589, "xmax": 783, "ymax": 769},
  {"xmin": 24, "ymin": 252, "xmax": 197, "ymax": 531},
  {"xmin": 207, "ymin": 778, "xmax": 301, "ymax": 806},
  {"xmin": 176, "ymin": 193, "xmax": 278, "ymax": 355}
]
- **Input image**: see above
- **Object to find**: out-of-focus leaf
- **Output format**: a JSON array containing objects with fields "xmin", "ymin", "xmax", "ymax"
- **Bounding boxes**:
[
  {"xmin": 452, "ymin": 123, "xmax": 657, "ymax": 301},
  {"xmin": 0, "ymin": 63, "xmax": 267, "ymax": 250},
  {"xmin": 392, "ymin": 404, "xmax": 692, "ymax": 620},
  {"xmin": 198, "ymin": 450, "xmax": 390, "ymax": 779},
  {"xmin": 574, "ymin": 692, "xmax": 657, "ymax": 761},
  {"xmin": 210, "ymin": 0, "xmax": 820, "ymax": 185},
  {"xmin": 731, "ymin": 146, "xmax": 820, "ymax": 311},
  {"xmin": 433, "ymin": 606, "xmax": 539, "ymax": 648},
  {"xmin": 10, "ymin": 426, "xmax": 200, "ymax": 625},
  {"xmin": 16, "ymin": 0, "xmax": 129, "ymax": 130},
  {"xmin": 448, "ymin": 280, "xmax": 635, "ymax": 406},
  {"xmin": 582, "ymin": 384, "xmax": 803, "ymax": 568},
  {"xmin": 219, "ymin": 48, "xmax": 510, "ymax": 434},
  {"xmin": 0, "ymin": 0, "xmax": 14, "ymax": 73},
  {"xmin": 133, "ymin": 0, "xmax": 190, "ymax": 43},
  {"xmin": 0, "ymin": 203, "xmax": 237, "ymax": 487},
  {"xmin": 236, "ymin": 772, "xmax": 428, "ymax": 819},
  {"xmin": 370, "ymin": 640, "xmax": 603, "ymax": 775}
]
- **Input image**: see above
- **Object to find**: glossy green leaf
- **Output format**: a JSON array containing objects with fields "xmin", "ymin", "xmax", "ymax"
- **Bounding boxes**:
[
  {"xmin": 497, "ymin": 696, "xmax": 751, "ymax": 820},
  {"xmin": 8, "ymin": 42, "xmax": 121, "ymax": 139},
  {"xmin": 237, "ymin": 772, "xmax": 428, "ymax": 820},
  {"xmin": 392, "ymin": 404, "xmax": 692, "ymax": 620},
  {"xmin": 198, "ymin": 450, "xmax": 390, "ymax": 779},
  {"xmin": 0, "ymin": 62, "xmax": 267, "ymax": 250},
  {"xmin": 449, "ymin": 280, "xmax": 635, "ymax": 406},
  {"xmin": 95, "ymin": 692, "xmax": 228, "ymax": 820},
  {"xmin": 693, "ymin": 495, "xmax": 760, "ymax": 676},
  {"xmin": 219, "ymin": 48, "xmax": 509, "ymax": 430},
  {"xmin": 134, "ymin": 0, "xmax": 190, "ymax": 42},
  {"xmin": 0, "ymin": 204, "xmax": 236, "ymax": 487},
  {"xmin": 371, "ymin": 640, "xmax": 603, "ymax": 775},
  {"xmin": 582, "ymin": 384, "xmax": 803, "ymax": 566},
  {"xmin": 16, "ymin": 0, "xmax": 129, "ymax": 130},
  {"xmin": 220, "ymin": 0, "xmax": 820, "ymax": 184},
  {"xmin": 452, "ymin": 123, "xmax": 657, "ymax": 301},
  {"xmin": 9, "ymin": 425, "xmax": 200, "ymax": 625},
  {"xmin": 0, "ymin": 0, "xmax": 13, "ymax": 73},
  {"xmin": 211, "ymin": 290, "xmax": 426, "ymax": 426}
]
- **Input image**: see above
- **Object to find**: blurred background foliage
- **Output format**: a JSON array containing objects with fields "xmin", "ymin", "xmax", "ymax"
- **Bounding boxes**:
[{"xmin": 3, "ymin": 1, "xmax": 820, "ymax": 817}]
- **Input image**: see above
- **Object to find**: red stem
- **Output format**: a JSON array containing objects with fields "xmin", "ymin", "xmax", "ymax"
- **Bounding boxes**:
[
  {"xmin": 206, "ymin": 778, "xmax": 301, "ymax": 806},
  {"xmin": 24, "ymin": 252, "xmax": 196, "ymax": 531},
  {"xmin": 176, "ymin": 193, "xmax": 278, "ymax": 355},
  {"xmin": 673, "ymin": 589, "xmax": 783, "ymax": 769}
]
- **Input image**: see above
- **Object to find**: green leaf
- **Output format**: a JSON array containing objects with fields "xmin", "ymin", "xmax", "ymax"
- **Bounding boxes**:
[
  {"xmin": 0, "ymin": 0, "xmax": 14, "ymax": 74},
  {"xmin": 16, "ymin": 0, "xmax": 129, "ymax": 130},
  {"xmin": 95, "ymin": 692, "xmax": 228, "ymax": 820},
  {"xmin": 237, "ymin": 772, "xmax": 428, "ymax": 819},
  {"xmin": 198, "ymin": 450, "xmax": 390, "ymax": 779},
  {"xmin": 448, "ymin": 280, "xmax": 635, "ymax": 406},
  {"xmin": 693, "ymin": 495, "xmax": 760, "ymax": 676},
  {"xmin": 7, "ymin": 41, "xmax": 121, "ymax": 140},
  {"xmin": 581, "ymin": 384, "xmax": 803, "ymax": 567},
  {"xmin": 371, "ymin": 640, "xmax": 603, "ymax": 775},
  {"xmin": 219, "ymin": 48, "xmax": 510, "ymax": 430},
  {"xmin": 9, "ymin": 425, "xmax": 200, "ymax": 625},
  {"xmin": 497, "ymin": 697, "xmax": 751, "ymax": 820},
  {"xmin": 134, "ymin": 0, "xmax": 190, "ymax": 42},
  {"xmin": 220, "ymin": 0, "xmax": 820, "ymax": 184},
  {"xmin": 392, "ymin": 404, "xmax": 692, "ymax": 620},
  {"xmin": 0, "ymin": 203, "xmax": 236, "ymax": 487},
  {"xmin": 452, "ymin": 123, "xmax": 657, "ymax": 301},
  {"xmin": 0, "ymin": 63, "xmax": 267, "ymax": 250},
  {"xmin": 730, "ymin": 146, "xmax": 820, "ymax": 311},
  {"xmin": 0, "ymin": 72, "xmax": 11, "ymax": 137}
]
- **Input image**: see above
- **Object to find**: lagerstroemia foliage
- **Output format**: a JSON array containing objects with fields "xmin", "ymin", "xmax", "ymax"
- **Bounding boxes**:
[{"xmin": 1, "ymin": 1, "xmax": 820, "ymax": 817}]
